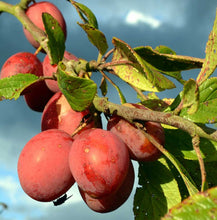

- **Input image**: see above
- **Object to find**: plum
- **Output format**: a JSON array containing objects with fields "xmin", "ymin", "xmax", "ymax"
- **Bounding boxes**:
[
  {"xmin": 79, "ymin": 161, "xmax": 135, "ymax": 213},
  {"xmin": 24, "ymin": 80, "xmax": 54, "ymax": 112},
  {"xmin": 0, "ymin": 52, "xmax": 43, "ymax": 94},
  {"xmin": 23, "ymin": 1, "xmax": 67, "ymax": 49},
  {"xmin": 69, "ymin": 128, "xmax": 130, "ymax": 198},
  {"xmin": 17, "ymin": 129, "xmax": 75, "ymax": 202},
  {"xmin": 41, "ymin": 92, "xmax": 100, "ymax": 135},
  {"xmin": 107, "ymin": 104, "xmax": 165, "ymax": 162}
]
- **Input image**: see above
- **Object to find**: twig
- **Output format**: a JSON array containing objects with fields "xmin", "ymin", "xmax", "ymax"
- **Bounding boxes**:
[
  {"xmin": 192, "ymin": 135, "xmax": 207, "ymax": 192},
  {"xmin": 101, "ymin": 48, "xmax": 114, "ymax": 62}
]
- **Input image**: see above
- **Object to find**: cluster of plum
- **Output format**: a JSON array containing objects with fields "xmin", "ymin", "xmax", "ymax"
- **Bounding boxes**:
[{"xmin": 0, "ymin": 1, "xmax": 165, "ymax": 213}]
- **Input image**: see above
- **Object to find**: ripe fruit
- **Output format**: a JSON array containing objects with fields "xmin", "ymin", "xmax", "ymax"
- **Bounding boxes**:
[
  {"xmin": 41, "ymin": 92, "xmax": 99, "ymax": 135},
  {"xmin": 79, "ymin": 161, "xmax": 135, "ymax": 213},
  {"xmin": 0, "ymin": 52, "xmax": 43, "ymax": 94},
  {"xmin": 107, "ymin": 104, "xmax": 165, "ymax": 162},
  {"xmin": 23, "ymin": 1, "xmax": 67, "ymax": 49},
  {"xmin": 17, "ymin": 129, "xmax": 75, "ymax": 202},
  {"xmin": 24, "ymin": 80, "xmax": 54, "ymax": 112},
  {"xmin": 69, "ymin": 128, "xmax": 130, "ymax": 198},
  {"xmin": 42, "ymin": 51, "xmax": 79, "ymax": 93}
]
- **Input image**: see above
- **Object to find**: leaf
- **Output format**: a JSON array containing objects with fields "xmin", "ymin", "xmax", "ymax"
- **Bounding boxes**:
[
  {"xmin": 78, "ymin": 23, "xmax": 108, "ymax": 55},
  {"xmin": 112, "ymin": 37, "xmax": 175, "ymax": 92},
  {"xmin": 134, "ymin": 158, "xmax": 182, "ymax": 220},
  {"xmin": 165, "ymin": 128, "xmax": 217, "ymax": 162},
  {"xmin": 180, "ymin": 77, "xmax": 217, "ymax": 123},
  {"xmin": 57, "ymin": 63, "xmax": 97, "ymax": 111},
  {"xmin": 134, "ymin": 45, "xmax": 203, "ymax": 72},
  {"xmin": 0, "ymin": 74, "xmax": 39, "ymax": 100},
  {"xmin": 99, "ymin": 77, "xmax": 107, "ymax": 96},
  {"xmin": 182, "ymin": 79, "xmax": 199, "ymax": 114},
  {"xmin": 69, "ymin": 1, "xmax": 98, "ymax": 28},
  {"xmin": 196, "ymin": 11, "xmax": 217, "ymax": 85},
  {"xmin": 162, "ymin": 186, "xmax": 217, "ymax": 220},
  {"xmin": 42, "ymin": 12, "xmax": 65, "ymax": 64}
]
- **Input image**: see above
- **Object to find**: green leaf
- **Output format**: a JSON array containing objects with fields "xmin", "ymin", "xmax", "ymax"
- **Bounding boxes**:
[
  {"xmin": 0, "ymin": 74, "xmax": 39, "ymax": 100},
  {"xmin": 70, "ymin": 1, "xmax": 98, "ymax": 28},
  {"xmin": 57, "ymin": 63, "xmax": 97, "ymax": 111},
  {"xmin": 134, "ymin": 158, "xmax": 182, "ymax": 220},
  {"xmin": 78, "ymin": 23, "xmax": 108, "ymax": 55},
  {"xmin": 99, "ymin": 77, "xmax": 107, "ymax": 96},
  {"xmin": 162, "ymin": 186, "xmax": 217, "ymax": 220},
  {"xmin": 112, "ymin": 37, "xmax": 175, "ymax": 92},
  {"xmin": 196, "ymin": 11, "xmax": 217, "ymax": 85},
  {"xmin": 134, "ymin": 45, "xmax": 203, "ymax": 72},
  {"xmin": 165, "ymin": 128, "xmax": 217, "ymax": 162},
  {"xmin": 42, "ymin": 12, "xmax": 65, "ymax": 64},
  {"xmin": 182, "ymin": 79, "xmax": 199, "ymax": 114},
  {"xmin": 180, "ymin": 77, "xmax": 217, "ymax": 123}
]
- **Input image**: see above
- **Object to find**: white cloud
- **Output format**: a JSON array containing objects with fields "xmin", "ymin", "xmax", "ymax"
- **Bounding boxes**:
[{"xmin": 126, "ymin": 10, "xmax": 161, "ymax": 28}]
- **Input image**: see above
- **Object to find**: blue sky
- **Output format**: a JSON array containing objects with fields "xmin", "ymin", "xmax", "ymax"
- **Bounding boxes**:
[{"xmin": 0, "ymin": 0, "xmax": 217, "ymax": 219}]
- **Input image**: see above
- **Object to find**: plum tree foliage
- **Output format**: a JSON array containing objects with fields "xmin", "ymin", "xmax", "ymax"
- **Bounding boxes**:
[{"xmin": 0, "ymin": 0, "xmax": 217, "ymax": 219}]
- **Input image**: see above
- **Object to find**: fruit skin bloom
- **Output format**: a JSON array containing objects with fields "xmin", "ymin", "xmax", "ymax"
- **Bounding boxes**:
[{"xmin": 69, "ymin": 128, "xmax": 130, "ymax": 199}]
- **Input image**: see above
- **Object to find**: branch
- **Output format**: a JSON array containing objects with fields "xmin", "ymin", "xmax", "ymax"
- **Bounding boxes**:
[
  {"xmin": 93, "ymin": 96, "xmax": 217, "ymax": 142},
  {"xmin": 0, "ymin": 1, "xmax": 48, "ymax": 54}
]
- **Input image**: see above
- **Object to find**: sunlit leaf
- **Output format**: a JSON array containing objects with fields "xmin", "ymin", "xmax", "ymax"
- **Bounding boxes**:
[
  {"xmin": 180, "ymin": 77, "xmax": 217, "ymax": 123},
  {"xmin": 163, "ymin": 186, "xmax": 217, "ymax": 220},
  {"xmin": 112, "ymin": 37, "xmax": 175, "ymax": 92},
  {"xmin": 42, "ymin": 12, "xmax": 65, "ymax": 64},
  {"xmin": 196, "ymin": 12, "xmax": 217, "ymax": 85},
  {"xmin": 69, "ymin": 1, "xmax": 98, "ymax": 28},
  {"xmin": 78, "ymin": 23, "xmax": 108, "ymax": 55},
  {"xmin": 0, "ymin": 74, "xmax": 39, "ymax": 100},
  {"xmin": 57, "ymin": 63, "xmax": 97, "ymax": 111},
  {"xmin": 182, "ymin": 79, "xmax": 199, "ymax": 114}
]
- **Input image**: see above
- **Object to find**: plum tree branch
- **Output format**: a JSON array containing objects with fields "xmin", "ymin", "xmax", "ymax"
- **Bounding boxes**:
[
  {"xmin": 0, "ymin": 1, "xmax": 49, "ymax": 54},
  {"xmin": 93, "ymin": 96, "xmax": 217, "ymax": 142}
]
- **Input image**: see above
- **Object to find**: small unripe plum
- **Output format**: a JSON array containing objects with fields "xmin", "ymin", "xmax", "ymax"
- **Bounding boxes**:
[
  {"xmin": 23, "ymin": 1, "xmax": 67, "ymax": 49},
  {"xmin": 107, "ymin": 104, "xmax": 165, "ymax": 162},
  {"xmin": 79, "ymin": 161, "xmax": 135, "ymax": 213},
  {"xmin": 17, "ymin": 129, "xmax": 75, "ymax": 202},
  {"xmin": 24, "ymin": 80, "xmax": 54, "ymax": 112},
  {"xmin": 69, "ymin": 128, "xmax": 130, "ymax": 198},
  {"xmin": 41, "ymin": 92, "xmax": 100, "ymax": 135},
  {"xmin": 42, "ymin": 51, "xmax": 79, "ymax": 92},
  {"xmin": 0, "ymin": 52, "xmax": 43, "ymax": 94}
]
